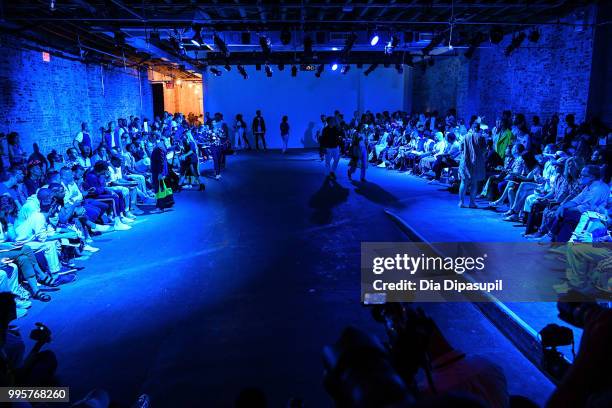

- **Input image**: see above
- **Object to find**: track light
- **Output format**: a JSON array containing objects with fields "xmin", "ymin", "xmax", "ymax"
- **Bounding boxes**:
[
  {"xmin": 191, "ymin": 27, "xmax": 203, "ymax": 47},
  {"xmin": 278, "ymin": 63, "xmax": 285, "ymax": 71},
  {"xmin": 395, "ymin": 63, "xmax": 403, "ymax": 74},
  {"xmin": 331, "ymin": 63, "xmax": 338, "ymax": 71},
  {"xmin": 315, "ymin": 64, "xmax": 324, "ymax": 77},
  {"xmin": 280, "ymin": 27, "xmax": 292, "ymax": 46},
  {"xmin": 528, "ymin": 29, "xmax": 540, "ymax": 43},
  {"xmin": 422, "ymin": 33, "xmax": 445, "ymax": 55},
  {"xmin": 341, "ymin": 64, "xmax": 350, "ymax": 74},
  {"xmin": 303, "ymin": 35, "xmax": 313, "ymax": 56},
  {"xmin": 237, "ymin": 65, "xmax": 248, "ymax": 79},
  {"xmin": 464, "ymin": 32, "xmax": 486, "ymax": 59},
  {"xmin": 504, "ymin": 32, "xmax": 526, "ymax": 56},
  {"xmin": 255, "ymin": 64, "xmax": 262, "ymax": 71},
  {"xmin": 265, "ymin": 64, "xmax": 273, "ymax": 77},
  {"xmin": 489, "ymin": 27, "xmax": 504, "ymax": 44},
  {"xmin": 210, "ymin": 67, "xmax": 222, "ymax": 76},
  {"xmin": 224, "ymin": 64, "xmax": 231, "ymax": 72},
  {"xmin": 342, "ymin": 33, "xmax": 358, "ymax": 56},
  {"xmin": 370, "ymin": 34, "xmax": 379, "ymax": 46},
  {"xmin": 356, "ymin": 63, "xmax": 363, "ymax": 69},
  {"xmin": 291, "ymin": 65, "xmax": 297, "ymax": 77},
  {"xmin": 214, "ymin": 33, "xmax": 229, "ymax": 57},
  {"xmin": 364, "ymin": 63, "xmax": 378, "ymax": 76},
  {"xmin": 259, "ymin": 35, "xmax": 271, "ymax": 57}
]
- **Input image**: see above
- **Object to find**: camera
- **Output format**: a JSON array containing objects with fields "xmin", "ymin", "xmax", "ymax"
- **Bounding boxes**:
[{"xmin": 29, "ymin": 322, "xmax": 52, "ymax": 344}]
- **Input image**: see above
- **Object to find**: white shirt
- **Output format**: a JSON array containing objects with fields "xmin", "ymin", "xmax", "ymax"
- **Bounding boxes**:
[
  {"xmin": 15, "ymin": 196, "xmax": 48, "ymax": 243},
  {"xmin": 62, "ymin": 181, "xmax": 83, "ymax": 206}
]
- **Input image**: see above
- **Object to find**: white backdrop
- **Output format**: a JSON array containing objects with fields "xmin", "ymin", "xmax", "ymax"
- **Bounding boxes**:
[{"xmin": 204, "ymin": 66, "xmax": 409, "ymax": 149}]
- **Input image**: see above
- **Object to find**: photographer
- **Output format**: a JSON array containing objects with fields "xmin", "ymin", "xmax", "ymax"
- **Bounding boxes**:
[{"xmin": 0, "ymin": 292, "xmax": 57, "ymax": 387}]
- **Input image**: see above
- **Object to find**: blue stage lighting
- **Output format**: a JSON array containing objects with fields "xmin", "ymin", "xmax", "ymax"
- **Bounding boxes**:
[
  {"xmin": 331, "ymin": 63, "xmax": 338, "ymax": 71},
  {"xmin": 370, "ymin": 34, "xmax": 379, "ymax": 46}
]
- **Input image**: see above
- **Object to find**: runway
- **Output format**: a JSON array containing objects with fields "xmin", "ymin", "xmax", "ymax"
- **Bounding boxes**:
[{"xmin": 16, "ymin": 150, "xmax": 553, "ymax": 407}]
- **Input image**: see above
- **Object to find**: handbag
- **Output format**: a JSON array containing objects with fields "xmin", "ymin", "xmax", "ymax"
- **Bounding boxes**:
[{"xmin": 156, "ymin": 179, "xmax": 175, "ymax": 209}]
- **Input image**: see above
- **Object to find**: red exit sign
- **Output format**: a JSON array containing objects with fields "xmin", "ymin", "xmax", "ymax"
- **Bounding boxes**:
[{"xmin": 42, "ymin": 52, "xmax": 51, "ymax": 62}]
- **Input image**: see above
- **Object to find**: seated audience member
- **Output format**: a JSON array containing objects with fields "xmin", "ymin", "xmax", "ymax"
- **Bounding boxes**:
[
  {"xmin": 65, "ymin": 147, "xmax": 80, "ymax": 168},
  {"xmin": 91, "ymin": 145, "xmax": 111, "ymax": 167},
  {"xmin": 550, "ymin": 165, "xmax": 610, "ymax": 242},
  {"xmin": 46, "ymin": 149, "xmax": 63, "ymax": 172},
  {"xmin": 0, "ymin": 167, "xmax": 27, "ymax": 207},
  {"xmin": 69, "ymin": 165, "xmax": 111, "ymax": 229},
  {"xmin": 23, "ymin": 162, "xmax": 45, "ymax": 197},
  {"xmin": 419, "ymin": 131, "xmax": 448, "ymax": 175},
  {"xmin": 77, "ymin": 145, "xmax": 92, "ymax": 169},
  {"xmin": 481, "ymin": 146, "xmax": 514, "ymax": 201},
  {"xmin": 28, "ymin": 143, "xmax": 49, "ymax": 174},
  {"xmin": 84, "ymin": 161, "xmax": 132, "ymax": 230},
  {"xmin": 7, "ymin": 132, "xmax": 27, "ymax": 168},
  {"xmin": 431, "ymin": 132, "xmax": 461, "ymax": 181},
  {"xmin": 107, "ymin": 156, "xmax": 140, "ymax": 216},
  {"xmin": 14, "ymin": 188, "xmax": 76, "ymax": 286},
  {"xmin": 502, "ymin": 151, "xmax": 547, "ymax": 222},
  {"xmin": 488, "ymin": 144, "xmax": 526, "ymax": 207}
]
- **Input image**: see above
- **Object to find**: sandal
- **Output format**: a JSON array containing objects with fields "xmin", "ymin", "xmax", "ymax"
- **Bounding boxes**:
[
  {"xmin": 39, "ymin": 275, "xmax": 59, "ymax": 288},
  {"xmin": 32, "ymin": 290, "xmax": 51, "ymax": 302}
]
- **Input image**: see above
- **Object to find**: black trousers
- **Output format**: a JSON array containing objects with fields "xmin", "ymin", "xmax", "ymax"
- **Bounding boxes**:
[
  {"xmin": 254, "ymin": 132, "xmax": 267, "ymax": 150},
  {"xmin": 211, "ymin": 145, "xmax": 224, "ymax": 176},
  {"xmin": 432, "ymin": 156, "xmax": 458, "ymax": 180}
]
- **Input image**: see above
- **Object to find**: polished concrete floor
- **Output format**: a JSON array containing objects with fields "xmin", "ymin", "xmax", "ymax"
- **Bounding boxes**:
[{"xmin": 16, "ymin": 150, "xmax": 553, "ymax": 407}]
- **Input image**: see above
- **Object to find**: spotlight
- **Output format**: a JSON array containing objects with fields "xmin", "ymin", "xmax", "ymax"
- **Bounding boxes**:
[
  {"xmin": 342, "ymin": 32, "xmax": 358, "ymax": 56},
  {"xmin": 259, "ymin": 35, "xmax": 271, "ymax": 57},
  {"xmin": 214, "ymin": 33, "xmax": 230, "ymax": 57},
  {"xmin": 370, "ymin": 34, "xmax": 380, "ymax": 46},
  {"xmin": 303, "ymin": 35, "xmax": 313, "ymax": 56},
  {"xmin": 422, "ymin": 33, "xmax": 445, "ymax": 55},
  {"xmin": 331, "ymin": 63, "xmax": 338, "ymax": 71},
  {"xmin": 315, "ymin": 64, "xmax": 324, "ymax": 77},
  {"xmin": 356, "ymin": 63, "xmax": 363, "ymax": 69},
  {"xmin": 391, "ymin": 35, "xmax": 400, "ymax": 48},
  {"xmin": 237, "ymin": 65, "xmax": 248, "ymax": 79},
  {"xmin": 241, "ymin": 32, "xmax": 251, "ymax": 45},
  {"xmin": 280, "ymin": 27, "xmax": 292, "ymax": 46},
  {"xmin": 175, "ymin": 79, "xmax": 182, "ymax": 85},
  {"xmin": 210, "ymin": 67, "xmax": 222, "ymax": 76},
  {"xmin": 489, "ymin": 27, "xmax": 504, "ymax": 44},
  {"xmin": 291, "ymin": 65, "xmax": 297, "ymax": 77},
  {"xmin": 528, "ymin": 28, "xmax": 540, "ymax": 43},
  {"xmin": 340, "ymin": 64, "xmax": 350, "ymax": 74},
  {"xmin": 224, "ymin": 64, "xmax": 231, "ymax": 72},
  {"xmin": 255, "ymin": 64, "xmax": 262, "ymax": 71},
  {"xmin": 278, "ymin": 63, "xmax": 285, "ymax": 71},
  {"xmin": 504, "ymin": 32, "xmax": 526, "ymax": 56},
  {"xmin": 191, "ymin": 27, "xmax": 203, "ymax": 47},
  {"xmin": 464, "ymin": 32, "xmax": 486, "ymax": 59},
  {"xmin": 395, "ymin": 63, "xmax": 403, "ymax": 74},
  {"xmin": 364, "ymin": 63, "xmax": 378, "ymax": 76},
  {"xmin": 265, "ymin": 64, "xmax": 273, "ymax": 77},
  {"xmin": 50, "ymin": 0, "xmax": 56, "ymax": 11}
]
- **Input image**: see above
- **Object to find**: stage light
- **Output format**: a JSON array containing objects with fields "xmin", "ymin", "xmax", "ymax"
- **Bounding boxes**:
[
  {"xmin": 395, "ymin": 63, "xmax": 403, "ymax": 74},
  {"xmin": 422, "ymin": 33, "xmax": 445, "ymax": 55},
  {"xmin": 370, "ymin": 34, "xmax": 379, "ymax": 46},
  {"xmin": 356, "ymin": 63, "xmax": 363, "ymax": 69},
  {"xmin": 237, "ymin": 65, "xmax": 248, "ymax": 79},
  {"xmin": 504, "ymin": 32, "xmax": 526, "ymax": 56},
  {"xmin": 291, "ymin": 65, "xmax": 297, "ymax": 77},
  {"xmin": 224, "ymin": 64, "xmax": 231, "ymax": 72},
  {"xmin": 256, "ymin": 64, "xmax": 262, "ymax": 71},
  {"xmin": 259, "ymin": 35, "xmax": 271, "ymax": 56},
  {"xmin": 188, "ymin": 83, "xmax": 193, "ymax": 88},
  {"xmin": 391, "ymin": 35, "xmax": 400, "ymax": 48},
  {"xmin": 265, "ymin": 64, "xmax": 273, "ymax": 77},
  {"xmin": 278, "ymin": 63, "xmax": 285, "ymax": 71},
  {"xmin": 280, "ymin": 27, "xmax": 292, "ymax": 45},
  {"xmin": 342, "ymin": 32, "xmax": 358, "ymax": 55},
  {"xmin": 210, "ymin": 67, "xmax": 222, "ymax": 76},
  {"xmin": 191, "ymin": 27, "xmax": 203, "ymax": 47},
  {"xmin": 175, "ymin": 79, "xmax": 182, "ymax": 85},
  {"xmin": 331, "ymin": 47, "xmax": 339, "ymax": 51},
  {"xmin": 304, "ymin": 35, "xmax": 313, "ymax": 56},
  {"xmin": 315, "ymin": 64, "xmax": 324, "ymax": 77},
  {"xmin": 214, "ymin": 33, "xmax": 230, "ymax": 57},
  {"xmin": 464, "ymin": 32, "xmax": 485, "ymax": 59},
  {"xmin": 331, "ymin": 63, "xmax": 338, "ymax": 71},
  {"xmin": 340, "ymin": 64, "xmax": 350, "ymax": 74},
  {"xmin": 528, "ymin": 29, "xmax": 540, "ymax": 43},
  {"xmin": 364, "ymin": 63, "xmax": 378, "ymax": 76},
  {"xmin": 490, "ymin": 27, "xmax": 504, "ymax": 44}
]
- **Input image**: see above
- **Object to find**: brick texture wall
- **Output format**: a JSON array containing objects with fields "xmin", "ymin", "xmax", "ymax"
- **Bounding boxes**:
[
  {"xmin": 0, "ymin": 36, "xmax": 153, "ymax": 156},
  {"xmin": 412, "ymin": 8, "xmax": 595, "ymax": 128}
]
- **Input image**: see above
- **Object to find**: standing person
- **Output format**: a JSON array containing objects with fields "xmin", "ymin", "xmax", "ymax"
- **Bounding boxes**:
[
  {"xmin": 280, "ymin": 116, "xmax": 290, "ymax": 154},
  {"xmin": 458, "ymin": 124, "xmax": 487, "ymax": 208},
  {"xmin": 252, "ymin": 110, "xmax": 267, "ymax": 151},
  {"xmin": 347, "ymin": 128, "xmax": 368, "ymax": 182},
  {"xmin": 234, "ymin": 114, "xmax": 250, "ymax": 151},
  {"xmin": 320, "ymin": 117, "xmax": 341, "ymax": 180},
  {"xmin": 150, "ymin": 138, "xmax": 169, "ymax": 203}
]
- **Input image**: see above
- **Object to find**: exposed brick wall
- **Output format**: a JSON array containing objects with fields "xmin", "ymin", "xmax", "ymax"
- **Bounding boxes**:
[
  {"xmin": 0, "ymin": 35, "xmax": 153, "ymax": 157},
  {"xmin": 412, "ymin": 8, "xmax": 595, "ymax": 128}
]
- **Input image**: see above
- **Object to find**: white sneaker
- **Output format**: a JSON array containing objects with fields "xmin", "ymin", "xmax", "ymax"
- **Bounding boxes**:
[
  {"xmin": 16, "ymin": 299, "xmax": 32, "ymax": 309},
  {"xmin": 114, "ymin": 221, "xmax": 132, "ymax": 231},
  {"xmin": 85, "ymin": 237, "xmax": 94, "ymax": 244},
  {"xmin": 16, "ymin": 307, "xmax": 28, "ymax": 318},
  {"xmin": 125, "ymin": 210, "xmax": 137, "ymax": 218},
  {"xmin": 92, "ymin": 223, "xmax": 111, "ymax": 232},
  {"xmin": 121, "ymin": 216, "xmax": 135, "ymax": 224},
  {"xmin": 215, "ymin": 174, "xmax": 222, "ymax": 180},
  {"xmin": 83, "ymin": 245, "xmax": 100, "ymax": 253}
]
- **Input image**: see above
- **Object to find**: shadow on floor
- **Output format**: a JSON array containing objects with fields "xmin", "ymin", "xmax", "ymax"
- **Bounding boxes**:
[
  {"xmin": 351, "ymin": 180, "xmax": 403, "ymax": 208},
  {"xmin": 308, "ymin": 177, "xmax": 350, "ymax": 225}
]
